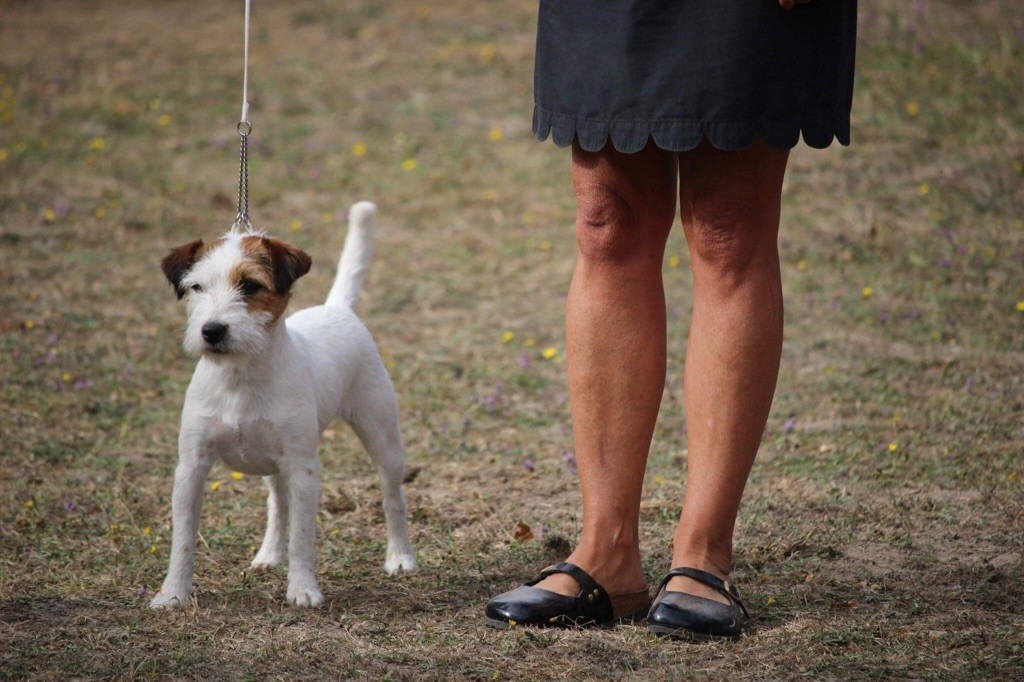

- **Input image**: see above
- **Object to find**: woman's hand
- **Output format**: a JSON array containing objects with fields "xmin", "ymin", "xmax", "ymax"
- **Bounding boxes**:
[{"xmin": 779, "ymin": 0, "xmax": 812, "ymax": 8}]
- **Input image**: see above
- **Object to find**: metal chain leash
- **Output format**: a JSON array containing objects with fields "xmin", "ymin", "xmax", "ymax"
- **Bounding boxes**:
[{"xmin": 233, "ymin": 120, "xmax": 253, "ymax": 230}]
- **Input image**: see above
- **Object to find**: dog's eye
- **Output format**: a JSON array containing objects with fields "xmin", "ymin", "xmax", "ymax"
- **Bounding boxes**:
[
  {"xmin": 239, "ymin": 279, "xmax": 263, "ymax": 296},
  {"xmin": 190, "ymin": 284, "xmax": 203, "ymax": 293}
]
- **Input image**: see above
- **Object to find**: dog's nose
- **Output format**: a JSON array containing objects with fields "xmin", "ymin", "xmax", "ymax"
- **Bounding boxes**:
[{"xmin": 201, "ymin": 322, "xmax": 228, "ymax": 345}]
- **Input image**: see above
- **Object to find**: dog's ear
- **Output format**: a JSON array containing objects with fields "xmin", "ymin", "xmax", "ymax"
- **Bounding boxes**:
[
  {"xmin": 263, "ymin": 238, "xmax": 312, "ymax": 294},
  {"xmin": 161, "ymin": 240, "xmax": 205, "ymax": 299}
]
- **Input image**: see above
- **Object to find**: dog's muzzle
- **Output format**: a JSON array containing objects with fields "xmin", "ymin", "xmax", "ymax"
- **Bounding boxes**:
[{"xmin": 201, "ymin": 322, "xmax": 229, "ymax": 347}]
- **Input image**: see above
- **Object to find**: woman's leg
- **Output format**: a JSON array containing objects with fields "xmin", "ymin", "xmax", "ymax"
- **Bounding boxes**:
[
  {"xmin": 667, "ymin": 138, "xmax": 790, "ymax": 602},
  {"xmin": 535, "ymin": 139, "xmax": 677, "ymax": 597}
]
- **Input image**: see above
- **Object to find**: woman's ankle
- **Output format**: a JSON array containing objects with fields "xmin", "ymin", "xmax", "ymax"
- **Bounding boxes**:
[{"xmin": 671, "ymin": 534, "xmax": 733, "ymax": 577}]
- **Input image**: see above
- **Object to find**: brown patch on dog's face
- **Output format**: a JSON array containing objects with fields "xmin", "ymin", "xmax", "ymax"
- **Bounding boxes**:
[
  {"xmin": 161, "ymin": 240, "xmax": 207, "ymax": 299},
  {"xmin": 234, "ymin": 236, "xmax": 312, "ymax": 322}
]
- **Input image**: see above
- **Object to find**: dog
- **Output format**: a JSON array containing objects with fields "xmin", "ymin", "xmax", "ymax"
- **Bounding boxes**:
[{"xmin": 150, "ymin": 201, "xmax": 417, "ymax": 609}]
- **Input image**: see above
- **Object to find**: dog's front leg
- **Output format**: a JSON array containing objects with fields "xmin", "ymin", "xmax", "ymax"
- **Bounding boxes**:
[
  {"xmin": 283, "ymin": 454, "xmax": 323, "ymax": 607},
  {"xmin": 151, "ymin": 441, "xmax": 213, "ymax": 609}
]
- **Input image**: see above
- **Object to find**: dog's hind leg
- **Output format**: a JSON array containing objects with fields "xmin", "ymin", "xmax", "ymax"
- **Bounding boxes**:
[
  {"xmin": 348, "ymin": 368, "xmax": 419, "ymax": 575},
  {"xmin": 251, "ymin": 474, "xmax": 289, "ymax": 570}
]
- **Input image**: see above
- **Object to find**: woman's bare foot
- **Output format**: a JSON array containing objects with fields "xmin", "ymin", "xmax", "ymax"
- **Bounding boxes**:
[
  {"xmin": 531, "ymin": 542, "xmax": 647, "ymax": 597},
  {"xmin": 663, "ymin": 549, "xmax": 733, "ymax": 605}
]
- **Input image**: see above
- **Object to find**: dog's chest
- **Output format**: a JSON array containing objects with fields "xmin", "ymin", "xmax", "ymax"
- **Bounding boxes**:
[{"xmin": 204, "ymin": 418, "xmax": 286, "ymax": 476}]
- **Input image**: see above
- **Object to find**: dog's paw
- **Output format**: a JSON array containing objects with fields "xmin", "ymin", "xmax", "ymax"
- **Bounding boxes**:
[
  {"xmin": 250, "ymin": 553, "xmax": 284, "ymax": 571},
  {"xmin": 384, "ymin": 552, "xmax": 419, "ymax": 575},
  {"xmin": 149, "ymin": 591, "xmax": 189, "ymax": 609},
  {"xmin": 286, "ymin": 579, "xmax": 324, "ymax": 608}
]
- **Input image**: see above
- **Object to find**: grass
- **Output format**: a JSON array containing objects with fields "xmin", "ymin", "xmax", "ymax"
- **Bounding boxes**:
[{"xmin": 1, "ymin": 0, "xmax": 1023, "ymax": 678}]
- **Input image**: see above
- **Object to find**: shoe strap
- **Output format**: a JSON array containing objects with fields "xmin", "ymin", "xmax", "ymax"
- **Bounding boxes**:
[
  {"xmin": 526, "ymin": 561, "xmax": 614, "ymax": 623},
  {"xmin": 530, "ymin": 561, "xmax": 602, "ymax": 595},
  {"xmin": 659, "ymin": 566, "xmax": 750, "ymax": 618}
]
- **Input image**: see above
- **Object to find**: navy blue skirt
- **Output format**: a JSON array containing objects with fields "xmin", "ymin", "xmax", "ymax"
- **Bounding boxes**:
[{"xmin": 533, "ymin": 0, "xmax": 857, "ymax": 152}]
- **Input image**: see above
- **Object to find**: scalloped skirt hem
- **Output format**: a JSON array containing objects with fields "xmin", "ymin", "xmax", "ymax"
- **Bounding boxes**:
[{"xmin": 532, "ymin": 106, "xmax": 850, "ymax": 153}]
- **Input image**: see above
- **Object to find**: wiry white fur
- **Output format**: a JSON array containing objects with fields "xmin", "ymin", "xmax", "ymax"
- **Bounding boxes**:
[
  {"xmin": 327, "ymin": 201, "xmax": 375, "ymax": 309},
  {"xmin": 151, "ymin": 202, "xmax": 418, "ymax": 610}
]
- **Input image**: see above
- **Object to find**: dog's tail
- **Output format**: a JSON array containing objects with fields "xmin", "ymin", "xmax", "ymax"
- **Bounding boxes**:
[{"xmin": 326, "ymin": 201, "xmax": 376, "ymax": 309}]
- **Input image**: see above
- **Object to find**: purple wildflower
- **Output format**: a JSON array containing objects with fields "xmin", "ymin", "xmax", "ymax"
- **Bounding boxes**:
[
  {"xmin": 782, "ymin": 417, "xmax": 797, "ymax": 434},
  {"xmin": 73, "ymin": 378, "xmax": 94, "ymax": 391},
  {"xmin": 562, "ymin": 451, "xmax": 577, "ymax": 474},
  {"xmin": 522, "ymin": 459, "xmax": 535, "ymax": 472},
  {"xmin": 517, "ymin": 354, "xmax": 530, "ymax": 368},
  {"xmin": 961, "ymin": 377, "xmax": 974, "ymax": 394},
  {"xmin": 63, "ymin": 499, "xmax": 77, "ymax": 512}
]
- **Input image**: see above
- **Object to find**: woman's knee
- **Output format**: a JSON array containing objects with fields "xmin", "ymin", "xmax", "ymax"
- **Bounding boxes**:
[
  {"xmin": 574, "ymin": 183, "xmax": 673, "ymax": 264},
  {"xmin": 683, "ymin": 189, "xmax": 775, "ymax": 274}
]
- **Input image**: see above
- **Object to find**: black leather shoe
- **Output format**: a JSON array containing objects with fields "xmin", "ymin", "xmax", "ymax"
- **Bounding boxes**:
[
  {"xmin": 485, "ymin": 561, "xmax": 650, "ymax": 630},
  {"xmin": 647, "ymin": 567, "xmax": 750, "ymax": 641}
]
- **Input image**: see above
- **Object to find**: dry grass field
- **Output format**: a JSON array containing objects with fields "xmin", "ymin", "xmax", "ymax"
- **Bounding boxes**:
[{"xmin": 1, "ymin": 0, "xmax": 1023, "ymax": 678}]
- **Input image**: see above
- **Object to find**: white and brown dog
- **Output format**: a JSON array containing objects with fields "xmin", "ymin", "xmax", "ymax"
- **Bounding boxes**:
[{"xmin": 151, "ymin": 202, "xmax": 417, "ymax": 609}]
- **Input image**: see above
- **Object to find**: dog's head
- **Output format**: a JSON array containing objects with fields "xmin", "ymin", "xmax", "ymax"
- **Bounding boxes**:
[{"xmin": 161, "ymin": 233, "xmax": 311, "ymax": 359}]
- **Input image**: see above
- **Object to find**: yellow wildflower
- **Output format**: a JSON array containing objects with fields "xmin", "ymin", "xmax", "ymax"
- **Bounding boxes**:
[
  {"xmin": 89, "ymin": 136, "xmax": 106, "ymax": 150},
  {"xmin": 401, "ymin": 158, "xmax": 418, "ymax": 171},
  {"xmin": 542, "ymin": 346, "xmax": 557, "ymax": 360},
  {"xmin": 667, "ymin": 255, "xmax": 680, "ymax": 268},
  {"xmin": 95, "ymin": 207, "xmax": 106, "ymax": 218},
  {"xmin": 905, "ymin": 102, "xmax": 919, "ymax": 117},
  {"xmin": 501, "ymin": 331, "xmax": 515, "ymax": 344},
  {"xmin": 1015, "ymin": 301, "xmax": 1024, "ymax": 312},
  {"xmin": 210, "ymin": 480, "xmax": 222, "ymax": 491},
  {"xmin": 488, "ymin": 126, "xmax": 503, "ymax": 142},
  {"xmin": 320, "ymin": 212, "xmax": 333, "ymax": 224},
  {"xmin": 861, "ymin": 287, "xmax": 873, "ymax": 299},
  {"xmin": 918, "ymin": 182, "xmax": 930, "ymax": 196},
  {"xmin": 24, "ymin": 498, "xmax": 34, "ymax": 509},
  {"xmin": 157, "ymin": 114, "xmax": 172, "ymax": 127},
  {"xmin": 289, "ymin": 220, "xmax": 302, "ymax": 232},
  {"xmin": 42, "ymin": 208, "xmax": 56, "ymax": 222},
  {"xmin": 479, "ymin": 44, "xmax": 497, "ymax": 62},
  {"xmin": 888, "ymin": 442, "xmax": 898, "ymax": 453},
  {"xmin": 149, "ymin": 545, "xmax": 158, "ymax": 554},
  {"xmin": 62, "ymin": 372, "xmax": 71, "ymax": 382},
  {"xmin": 24, "ymin": 320, "xmax": 35, "ymax": 330},
  {"xmin": 231, "ymin": 472, "xmax": 244, "ymax": 480},
  {"xmin": 524, "ymin": 338, "xmax": 536, "ymax": 348},
  {"xmin": 0, "ymin": 149, "xmax": 8, "ymax": 162},
  {"xmin": 143, "ymin": 526, "xmax": 151, "ymax": 536},
  {"xmin": 797, "ymin": 259, "xmax": 808, "ymax": 271},
  {"xmin": 538, "ymin": 240, "xmax": 552, "ymax": 251},
  {"xmin": 351, "ymin": 142, "xmax": 367, "ymax": 156}
]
